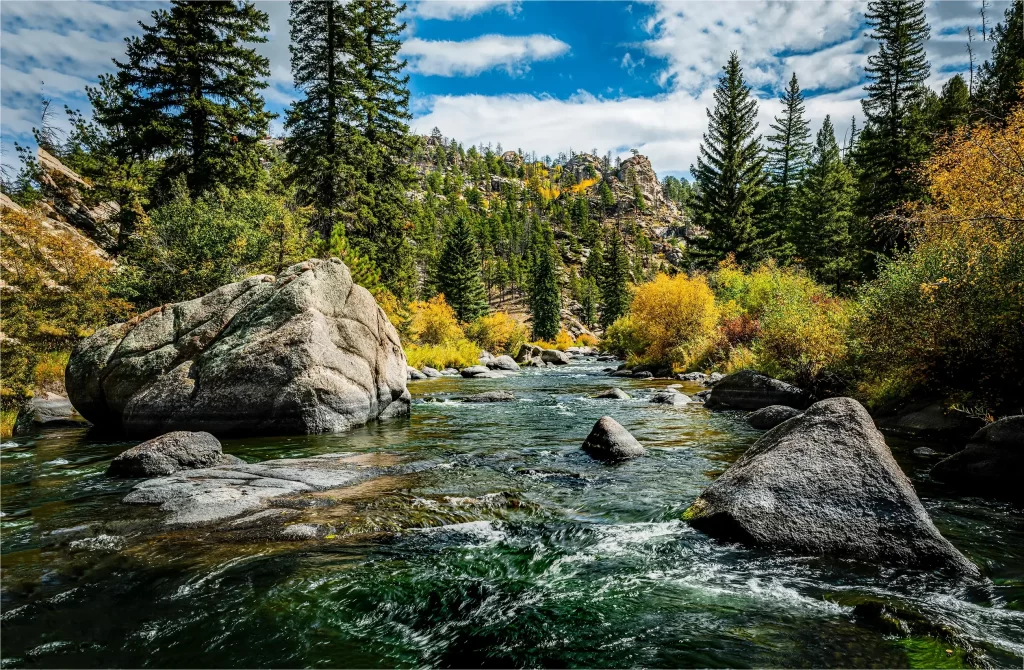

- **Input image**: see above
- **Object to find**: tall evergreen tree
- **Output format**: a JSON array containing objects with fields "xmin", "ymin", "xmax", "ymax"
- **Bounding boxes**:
[
  {"xmin": 934, "ymin": 74, "xmax": 972, "ymax": 135},
  {"xmin": 857, "ymin": 0, "xmax": 931, "ymax": 241},
  {"xmin": 794, "ymin": 116, "xmax": 857, "ymax": 289},
  {"xmin": 599, "ymin": 226, "xmax": 630, "ymax": 328},
  {"xmin": 691, "ymin": 52, "xmax": 775, "ymax": 267},
  {"xmin": 766, "ymin": 73, "xmax": 811, "ymax": 257},
  {"xmin": 599, "ymin": 179, "xmax": 616, "ymax": 216},
  {"xmin": 284, "ymin": 0, "xmax": 351, "ymax": 236},
  {"xmin": 976, "ymin": 0, "xmax": 1024, "ymax": 122},
  {"xmin": 528, "ymin": 219, "xmax": 561, "ymax": 340},
  {"xmin": 89, "ymin": 1, "xmax": 273, "ymax": 197},
  {"xmin": 436, "ymin": 217, "xmax": 487, "ymax": 322}
]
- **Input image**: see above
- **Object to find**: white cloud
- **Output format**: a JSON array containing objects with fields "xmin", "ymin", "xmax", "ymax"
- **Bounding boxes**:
[
  {"xmin": 408, "ymin": 0, "xmax": 518, "ymax": 21},
  {"xmin": 402, "ymin": 34, "xmax": 569, "ymax": 76}
]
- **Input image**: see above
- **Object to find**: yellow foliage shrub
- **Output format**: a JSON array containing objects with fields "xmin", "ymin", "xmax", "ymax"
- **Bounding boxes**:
[
  {"xmin": 554, "ymin": 329, "xmax": 574, "ymax": 351},
  {"xmin": 575, "ymin": 332, "xmax": 598, "ymax": 348},
  {"xmin": 404, "ymin": 340, "xmax": 480, "ymax": 371},
  {"xmin": 1, "ymin": 410, "xmax": 17, "ymax": 439},
  {"xmin": 626, "ymin": 273, "xmax": 720, "ymax": 368},
  {"xmin": 33, "ymin": 351, "xmax": 71, "ymax": 395},
  {"xmin": 755, "ymin": 293, "xmax": 852, "ymax": 389},
  {"xmin": 567, "ymin": 177, "xmax": 600, "ymax": 194},
  {"xmin": 464, "ymin": 311, "xmax": 527, "ymax": 356},
  {"xmin": 406, "ymin": 294, "xmax": 465, "ymax": 345}
]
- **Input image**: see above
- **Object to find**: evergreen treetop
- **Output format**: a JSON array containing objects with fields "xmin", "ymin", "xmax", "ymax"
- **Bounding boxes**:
[
  {"xmin": 436, "ymin": 216, "xmax": 488, "ymax": 322},
  {"xmin": 766, "ymin": 72, "xmax": 811, "ymax": 255}
]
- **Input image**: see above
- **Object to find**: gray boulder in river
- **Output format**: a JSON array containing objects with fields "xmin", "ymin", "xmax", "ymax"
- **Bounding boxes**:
[
  {"xmin": 108, "ymin": 430, "xmax": 239, "ymax": 477},
  {"xmin": 65, "ymin": 258, "xmax": 410, "ymax": 437},
  {"xmin": 581, "ymin": 416, "xmax": 647, "ymax": 461},
  {"xmin": 13, "ymin": 393, "xmax": 90, "ymax": 435},
  {"xmin": 595, "ymin": 388, "xmax": 631, "ymax": 400},
  {"xmin": 930, "ymin": 415, "xmax": 1024, "ymax": 501},
  {"xmin": 685, "ymin": 397, "xmax": 979, "ymax": 575},
  {"xmin": 705, "ymin": 369, "xmax": 812, "ymax": 411},
  {"xmin": 486, "ymin": 355, "xmax": 521, "ymax": 371},
  {"xmin": 747, "ymin": 405, "xmax": 802, "ymax": 429}
]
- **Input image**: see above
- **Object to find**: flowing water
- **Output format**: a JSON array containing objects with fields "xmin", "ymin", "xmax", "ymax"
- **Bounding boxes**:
[{"xmin": 2, "ymin": 359, "xmax": 1023, "ymax": 668}]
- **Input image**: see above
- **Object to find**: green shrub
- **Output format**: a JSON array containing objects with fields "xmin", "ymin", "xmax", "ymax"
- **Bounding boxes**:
[{"xmin": 405, "ymin": 340, "xmax": 480, "ymax": 370}]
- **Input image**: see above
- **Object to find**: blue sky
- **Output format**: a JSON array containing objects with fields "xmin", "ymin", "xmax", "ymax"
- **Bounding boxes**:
[{"xmin": 0, "ymin": 0, "xmax": 1008, "ymax": 180}]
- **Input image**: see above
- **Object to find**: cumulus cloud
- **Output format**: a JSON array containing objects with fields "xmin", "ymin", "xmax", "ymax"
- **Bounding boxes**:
[
  {"xmin": 402, "ymin": 34, "xmax": 569, "ymax": 76},
  {"xmin": 407, "ymin": 0, "xmax": 518, "ymax": 21}
]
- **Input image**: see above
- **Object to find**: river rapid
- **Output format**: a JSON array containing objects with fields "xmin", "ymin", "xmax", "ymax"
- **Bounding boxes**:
[{"xmin": 2, "ymin": 358, "xmax": 1023, "ymax": 668}]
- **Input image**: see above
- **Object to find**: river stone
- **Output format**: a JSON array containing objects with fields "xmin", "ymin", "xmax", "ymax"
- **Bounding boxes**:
[
  {"xmin": 930, "ymin": 415, "xmax": 1024, "ymax": 500},
  {"xmin": 874, "ymin": 401, "xmax": 985, "ymax": 442},
  {"xmin": 440, "ymin": 368, "xmax": 460, "ymax": 376},
  {"xmin": 421, "ymin": 367, "xmax": 442, "ymax": 378},
  {"xmin": 685, "ymin": 397, "xmax": 979, "ymax": 575},
  {"xmin": 747, "ymin": 405, "xmax": 803, "ymax": 430},
  {"xmin": 515, "ymin": 344, "xmax": 542, "ymax": 363},
  {"xmin": 632, "ymin": 371, "xmax": 655, "ymax": 379},
  {"xmin": 705, "ymin": 369, "xmax": 812, "ymax": 411},
  {"xmin": 108, "ymin": 431, "xmax": 225, "ymax": 478},
  {"xmin": 707, "ymin": 372, "xmax": 725, "ymax": 385},
  {"xmin": 460, "ymin": 365, "xmax": 490, "ymax": 378},
  {"xmin": 65, "ymin": 258, "xmax": 409, "ymax": 438},
  {"xmin": 463, "ymin": 390, "xmax": 515, "ymax": 403},
  {"xmin": 651, "ymin": 390, "xmax": 691, "ymax": 405},
  {"xmin": 13, "ymin": 393, "xmax": 90, "ymax": 435},
  {"xmin": 693, "ymin": 390, "xmax": 712, "ymax": 402},
  {"xmin": 595, "ymin": 388, "xmax": 631, "ymax": 400},
  {"xmin": 407, "ymin": 366, "xmax": 427, "ymax": 380},
  {"xmin": 676, "ymin": 372, "xmax": 709, "ymax": 384},
  {"xmin": 541, "ymin": 349, "xmax": 570, "ymax": 365},
  {"xmin": 486, "ymin": 355, "xmax": 520, "ymax": 371},
  {"xmin": 582, "ymin": 416, "xmax": 646, "ymax": 461},
  {"xmin": 609, "ymin": 369, "xmax": 634, "ymax": 378}
]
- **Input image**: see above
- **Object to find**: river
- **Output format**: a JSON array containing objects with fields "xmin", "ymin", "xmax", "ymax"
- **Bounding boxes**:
[{"xmin": 2, "ymin": 358, "xmax": 1022, "ymax": 668}]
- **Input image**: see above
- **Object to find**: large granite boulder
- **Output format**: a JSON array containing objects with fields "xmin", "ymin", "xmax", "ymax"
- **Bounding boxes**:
[
  {"xmin": 930, "ymin": 415, "xmax": 1024, "ymax": 500},
  {"xmin": 66, "ymin": 258, "xmax": 409, "ymax": 437},
  {"xmin": 705, "ymin": 369, "xmax": 812, "ymax": 411},
  {"xmin": 581, "ymin": 416, "xmax": 646, "ymax": 461},
  {"xmin": 13, "ymin": 393, "xmax": 90, "ymax": 435},
  {"xmin": 108, "ymin": 431, "xmax": 235, "ymax": 478},
  {"xmin": 685, "ymin": 397, "xmax": 979, "ymax": 575},
  {"xmin": 486, "ymin": 355, "xmax": 520, "ymax": 371},
  {"xmin": 541, "ymin": 349, "xmax": 570, "ymax": 365}
]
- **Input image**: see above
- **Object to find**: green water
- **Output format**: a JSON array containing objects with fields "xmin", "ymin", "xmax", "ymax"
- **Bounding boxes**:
[{"xmin": 2, "ymin": 360, "xmax": 1023, "ymax": 668}]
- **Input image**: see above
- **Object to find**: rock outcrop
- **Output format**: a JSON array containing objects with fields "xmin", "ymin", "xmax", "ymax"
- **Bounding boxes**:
[
  {"xmin": 705, "ymin": 369, "xmax": 812, "ymax": 411},
  {"xmin": 685, "ymin": 397, "xmax": 979, "ymax": 575},
  {"xmin": 66, "ymin": 258, "xmax": 409, "ymax": 437},
  {"xmin": 108, "ymin": 431, "xmax": 237, "ymax": 478},
  {"xmin": 13, "ymin": 393, "xmax": 90, "ymax": 435},
  {"xmin": 747, "ymin": 405, "xmax": 802, "ymax": 430},
  {"xmin": 581, "ymin": 416, "xmax": 646, "ymax": 461},
  {"xmin": 930, "ymin": 415, "xmax": 1024, "ymax": 500}
]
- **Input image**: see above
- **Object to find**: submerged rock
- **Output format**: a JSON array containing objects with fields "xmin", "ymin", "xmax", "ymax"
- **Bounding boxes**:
[
  {"xmin": 486, "ymin": 355, "xmax": 520, "ymax": 371},
  {"xmin": 108, "ymin": 431, "xmax": 229, "ymax": 478},
  {"xmin": 930, "ymin": 415, "xmax": 1024, "ymax": 501},
  {"xmin": 581, "ymin": 416, "xmax": 647, "ymax": 461},
  {"xmin": 684, "ymin": 397, "xmax": 979, "ymax": 575},
  {"xmin": 66, "ymin": 258, "xmax": 409, "ymax": 438},
  {"xmin": 595, "ymin": 388, "xmax": 631, "ymax": 400},
  {"xmin": 705, "ymin": 369, "xmax": 812, "ymax": 411},
  {"xmin": 747, "ymin": 405, "xmax": 802, "ymax": 430},
  {"xmin": 463, "ymin": 391, "xmax": 515, "ymax": 403},
  {"xmin": 13, "ymin": 393, "xmax": 90, "ymax": 435}
]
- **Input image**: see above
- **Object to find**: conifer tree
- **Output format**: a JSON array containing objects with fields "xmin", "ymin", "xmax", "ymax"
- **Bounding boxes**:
[
  {"xmin": 794, "ymin": 116, "xmax": 857, "ymax": 289},
  {"xmin": 857, "ymin": 0, "xmax": 931, "ymax": 233},
  {"xmin": 89, "ymin": 1, "xmax": 273, "ymax": 198},
  {"xmin": 976, "ymin": 0, "xmax": 1024, "ymax": 122},
  {"xmin": 766, "ymin": 73, "xmax": 811, "ymax": 256},
  {"xmin": 599, "ymin": 179, "xmax": 616, "ymax": 216},
  {"xmin": 436, "ymin": 217, "xmax": 488, "ymax": 322},
  {"xmin": 692, "ymin": 52, "xmax": 775, "ymax": 267},
  {"xmin": 599, "ymin": 227, "xmax": 630, "ymax": 328},
  {"xmin": 528, "ymin": 219, "xmax": 562, "ymax": 340},
  {"xmin": 284, "ymin": 0, "xmax": 351, "ymax": 236},
  {"xmin": 935, "ymin": 74, "xmax": 972, "ymax": 135}
]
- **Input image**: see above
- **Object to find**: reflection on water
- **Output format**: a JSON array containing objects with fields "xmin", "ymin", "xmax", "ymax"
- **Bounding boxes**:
[{"xmin": 2, "ymin": 361, "xmax": 1022, "ymax": 668}]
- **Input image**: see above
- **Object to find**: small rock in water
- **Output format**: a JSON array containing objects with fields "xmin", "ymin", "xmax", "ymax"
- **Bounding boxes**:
[
  {"xmin": 407, "ymin": 366, "xmax": 427, "ymax": 380},
  {"xmin": 693, "ymin": 390, "xmax": 712, "ymax": 402},
  {"xmin": 108, "ymin": 431, "xmax": 226, "ymax": 478},
  {"xmin": 913, "ymin": 447, "xmax": 939, "ymax": 457},
  {"xmin": 463, "ymin": 391, "xmax": 515, "ymax": 403},
  {"xmin": 540, "ymin": 349, "xmax": 570, "ymax": 365},
  {"xmin": 747, "ymin": 405, "xmax": 802, "ymax": 430},
  {"xmin": 609, "ymin": 369, "xmax": 634, "ymax": 377},
  {"xmin": 676, "ymin": 372, "xmax": 709, "ymax": 384},
  {"xmin": 440, "ymin": 368, "xmax": 460, "ymax": 376},
  {"xmin": 486, "ymin": 355, "xmax": 520, "ymax": 371},
  {"xmin": 421, "ymin": 366, "xmax": 442, "ymax": 378},
  {"xmin": 595, "ymin": 388, "xmax": 631, "ymax": 400},
  {"xmin": 632, "ymin": 371, "xmax": 654, "ymax": 379},
  {"xmin": 460, "ymin": 365, "xmax": 490, "ymax": 378},
  {"xmin": 650, "ymin": 390, "xmax": 691, "ymax": 405},
  {"xmin": 581, "ymin": 416, "xmax": 646, "ymax": 461}
]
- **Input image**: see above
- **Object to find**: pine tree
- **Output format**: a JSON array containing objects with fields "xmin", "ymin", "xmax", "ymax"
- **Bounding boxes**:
[
  {"xmin": 766, "ymin": 73, "xmax": 811, "ymax": 257},
  {"xmin": 599, "ymin": 179, "xmax": 616, "ymax": 216},
  {"xmin": 935, "ymin": 74, "xmax": 972, "ymax": 135},
  {"xmin": 692, "ymin": 52, "xmax": 774, "ymax": 267},
  {"xmin": 436, "ymin": 217, "xmax": 487, "ymax": 322},
  {"xmin": 284, "ymin": 0, "xmax": 352, "ymax": 237},
  {"xmin": 857, "ymin": 0, "xmax": 931, "ymax": 234},
  {"xmin": 599, "ymin": 226, "xmax": 630, "ymax": 328},
  {"xmin": 976, "ymin": 0, "xmax": 1024, "ymax": 122},
  {"xmin": 528, "ymin": 219, "xmax": 561, "ymax": 340},
  {"xmin": 89, "ymin": 1, "xmax": 273, "ymax": 198},
  {"xmin": 794, "ymin": 116, "xmax": 857, "ymax": 289}
]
